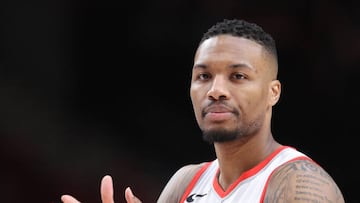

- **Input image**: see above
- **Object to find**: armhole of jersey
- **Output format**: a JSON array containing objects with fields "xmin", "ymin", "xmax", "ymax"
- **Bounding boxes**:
[
  {"xmin": 179, "ymin": 161, "xmax": 213, "ymax": 203},
  {"xmin": 259, "ymin": 156, "xmax": 313, "ymax": 203}
]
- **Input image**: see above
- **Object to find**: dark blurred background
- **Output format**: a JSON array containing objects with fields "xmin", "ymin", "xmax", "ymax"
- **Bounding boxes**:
[{"xmin": 0, "ymin": 0, "xmax": 359, "ymax": 202}]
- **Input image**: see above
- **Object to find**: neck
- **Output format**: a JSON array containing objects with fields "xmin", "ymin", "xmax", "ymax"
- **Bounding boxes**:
[{"xmin": 214, "ymin": 132, "xmax": 281, "ymax": 191}]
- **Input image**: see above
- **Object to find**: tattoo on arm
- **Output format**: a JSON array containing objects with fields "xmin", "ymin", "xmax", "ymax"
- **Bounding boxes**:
[{"xmin": 264, "ymin": 159, "xmax": 344, "ymax": 203}]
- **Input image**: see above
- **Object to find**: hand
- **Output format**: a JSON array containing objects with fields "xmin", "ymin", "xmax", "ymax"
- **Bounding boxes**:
[{"xmin": 61, "ymin": 175, "xmax": 142, "ymax": 203}]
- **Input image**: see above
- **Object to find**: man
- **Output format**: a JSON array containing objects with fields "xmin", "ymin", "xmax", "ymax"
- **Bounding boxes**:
[{"xmin": 61, "ymin": 19, "xmax": 345, "ymax": 203}]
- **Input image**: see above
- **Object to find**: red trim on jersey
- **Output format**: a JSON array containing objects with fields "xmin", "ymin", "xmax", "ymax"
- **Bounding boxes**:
[
  {"xmin": 259, "ymin": 156, "xmax": 314, "ymax": 202},
  {"xmin": 212, "ymin": 145, "xmax": 289, "ymax": 198},
  {"xmin": 179, "ymin": 161, "xmax": 212, "ymax": 203}
]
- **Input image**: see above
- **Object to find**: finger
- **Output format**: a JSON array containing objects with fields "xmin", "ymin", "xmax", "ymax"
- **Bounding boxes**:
[
  {"xmin": 125, "ymin": 187, "xmax": 142, "ymax": 203},
  {"xmin": 61, "ymin": 195, "xmax": 81, "ymax": 203},
  {"xmin": 100, "ymin": 175, "xmax": 114, "ymax": 203}
]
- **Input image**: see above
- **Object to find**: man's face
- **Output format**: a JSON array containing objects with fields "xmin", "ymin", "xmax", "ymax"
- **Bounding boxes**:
[{"xmin": 190, "ymin": 35, "xmax": 280, "ymax": 143}]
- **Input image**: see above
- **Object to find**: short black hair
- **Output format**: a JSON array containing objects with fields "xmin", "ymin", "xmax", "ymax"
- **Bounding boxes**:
[{"xmin": 200, "ymin": 19, "xmax": 277, "ymax": 58}]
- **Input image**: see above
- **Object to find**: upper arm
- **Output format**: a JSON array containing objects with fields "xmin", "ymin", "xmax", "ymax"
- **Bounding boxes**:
[
  {"xmin": 156, "ymin": 163, "xmax": 206, "ymax": 203},
  {"xmin": 264, "ymin": 159, "xmax": 345, "ymax": 203}
]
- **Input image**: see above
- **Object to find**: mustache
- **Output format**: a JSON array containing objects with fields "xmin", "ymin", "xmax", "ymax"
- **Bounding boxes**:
[{"xmin": 201, "ymin": 101, "xmax": 239, "ymax": 117}]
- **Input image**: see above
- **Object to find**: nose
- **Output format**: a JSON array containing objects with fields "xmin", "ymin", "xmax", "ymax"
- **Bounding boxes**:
[{"xmin": 206, "ymin": 76, "xmax": 230, "ymax": 101}]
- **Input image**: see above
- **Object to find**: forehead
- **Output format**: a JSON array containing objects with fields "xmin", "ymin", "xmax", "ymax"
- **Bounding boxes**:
[{"xmin": 194, "ymin": 35, "xmax": 266, "ymax": 64}]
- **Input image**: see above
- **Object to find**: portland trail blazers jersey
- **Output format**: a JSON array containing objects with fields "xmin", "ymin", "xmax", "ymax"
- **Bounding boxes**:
[{"xmin": 179, "ymin": 146, "xmax": 312, "ymax": 203}]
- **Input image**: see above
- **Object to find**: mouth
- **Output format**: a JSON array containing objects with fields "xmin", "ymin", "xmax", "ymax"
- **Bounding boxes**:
[
  {"xmin": 202, "ymin": 104, "xmax": 236, "ymax": 122},
  {"xmin": 203, "ymin": 103, "xmax": 234, "ymax": 113},
  {"xmin": 205, "ymin": 111, "xmax": 233, "ymax": 122}
]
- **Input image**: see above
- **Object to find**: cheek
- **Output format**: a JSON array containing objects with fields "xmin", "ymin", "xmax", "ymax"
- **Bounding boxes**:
[
  {"xmin": 190, "ymin": 85, "xmax": 201, "ymax": 106},
  {"xmin": 238, "ymin": 89, "xmax": 267, "ymax": 112},
  {"xmin": 190, "ymin": 95, "xmax": 201, "ymax": 115},
  {"xmin": 191, "ymin": 99, "xmax": 203, "ymax": 126},
  {"xmin": 251, "ymin": 91, "xmax": 271, "ymax": 113},
  {"xmin": 190, "ymin": 88, "xmax": 203, "ymax": 118}
]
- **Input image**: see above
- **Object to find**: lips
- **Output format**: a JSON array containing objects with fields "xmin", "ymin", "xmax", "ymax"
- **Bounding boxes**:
[
  {"xmin": 204, "ymin": 105, "xmax": 233, "ymax": 113},
  {"xmin": 202, "ymin": 104, "xmax": 235, "ymax": 121}
]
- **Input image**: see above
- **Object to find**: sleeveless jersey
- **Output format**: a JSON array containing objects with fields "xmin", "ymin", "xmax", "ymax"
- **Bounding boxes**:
[{"xmin": 180, "ymin": 146, "xmax": 312, "ymax": 203}]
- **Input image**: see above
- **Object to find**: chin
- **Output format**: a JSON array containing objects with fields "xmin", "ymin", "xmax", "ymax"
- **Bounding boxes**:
[{"xmin": 202, "ymin": 129, "xmax": 239, "ymax": 144}]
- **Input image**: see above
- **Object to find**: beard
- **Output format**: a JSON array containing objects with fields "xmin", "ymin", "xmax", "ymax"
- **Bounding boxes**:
[
  {"xmin": 199, "ymin": 101, "xmax": 265, "ymax": 144},
  {"xmin": 201, "ymin": 117, "xmax": 264, "ymax": 144},
  {"xmin": 202, "ymin": 128, "xmax": 243, "ymax": 144}
]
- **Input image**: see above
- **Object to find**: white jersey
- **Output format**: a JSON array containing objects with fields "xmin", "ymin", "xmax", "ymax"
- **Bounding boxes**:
[{"xmin": 180, "ymin": 146, "xmax": 312, "ymax": 203}]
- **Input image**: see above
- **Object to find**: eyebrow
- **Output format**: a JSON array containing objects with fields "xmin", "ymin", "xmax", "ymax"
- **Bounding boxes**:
[
  {"xmin": 230, "ymin": 63, "xmax": 254, "ymax": 70},
  {"xmin": 193, "ymin": 63, "xmax": 254, "ymax": 70},
  {"xmin": 193, "ymin": 64, "xmax": 207, "ymax": 69}
]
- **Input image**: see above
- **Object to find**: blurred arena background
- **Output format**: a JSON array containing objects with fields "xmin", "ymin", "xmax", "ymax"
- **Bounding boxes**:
[{"xmin": 0, "ymin": 0, "xmax": 359, "ymax": 202}]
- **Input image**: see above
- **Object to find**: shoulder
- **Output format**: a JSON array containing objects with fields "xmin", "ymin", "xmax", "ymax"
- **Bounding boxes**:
[
  {"xmin": 264, "ymin": 158, "xmax": 345, "ymax": 203},
  {"xmin": 163, "ymin": 162, "xmax": 207, "ymax": 187},
  {"xmin": 157, "ymin": 162, "xmax": 209, "ymax": 203}
]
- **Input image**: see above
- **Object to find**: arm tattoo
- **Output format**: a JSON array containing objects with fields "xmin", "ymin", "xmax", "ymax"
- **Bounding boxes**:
[{"xmin": 264, "ymin": 159, "xmax": 344, "ymax": 203}]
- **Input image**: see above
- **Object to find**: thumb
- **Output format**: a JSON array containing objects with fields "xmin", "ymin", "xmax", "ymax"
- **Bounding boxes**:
[
  {"xmin": 125, "ymin": 187, "xmax": 142, "ymax": 203},
  {"xmin": 100, "ymin": 175, "xmax": 114, "ymax": 203}
]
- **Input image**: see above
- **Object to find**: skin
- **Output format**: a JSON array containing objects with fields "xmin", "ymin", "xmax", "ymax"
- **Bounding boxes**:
[
  {"xmin": 264, "ymin": 159, "xmax": 345, "ymax": 202},
  {"xmin": 189, "ymin": 35, "xmax": 282, "ymax": 191},
  {"xmin": 61, "ymin": 175, "xmax": 142, "ymax": 203},
  {"xmin": 61, "ymin": 34, "xmax": 345, "ymax": 203},
  {"xmin": 158, "ymin": 35, "xmax": 344, "ymax": 202}
]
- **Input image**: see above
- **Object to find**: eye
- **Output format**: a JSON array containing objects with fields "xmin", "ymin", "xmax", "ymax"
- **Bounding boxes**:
[
  {"xmin": 231, "ymin": 72, "xmax": 246, "ymax": 80},
  {"xmin": 198, "ymin": 73, "xmax": 211, "ymax": 80}
]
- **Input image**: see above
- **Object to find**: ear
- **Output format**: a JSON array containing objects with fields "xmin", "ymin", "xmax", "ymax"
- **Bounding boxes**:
[{"xmin": 269, "ymin": 80, "xmax": 281, "ymax": 106}]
